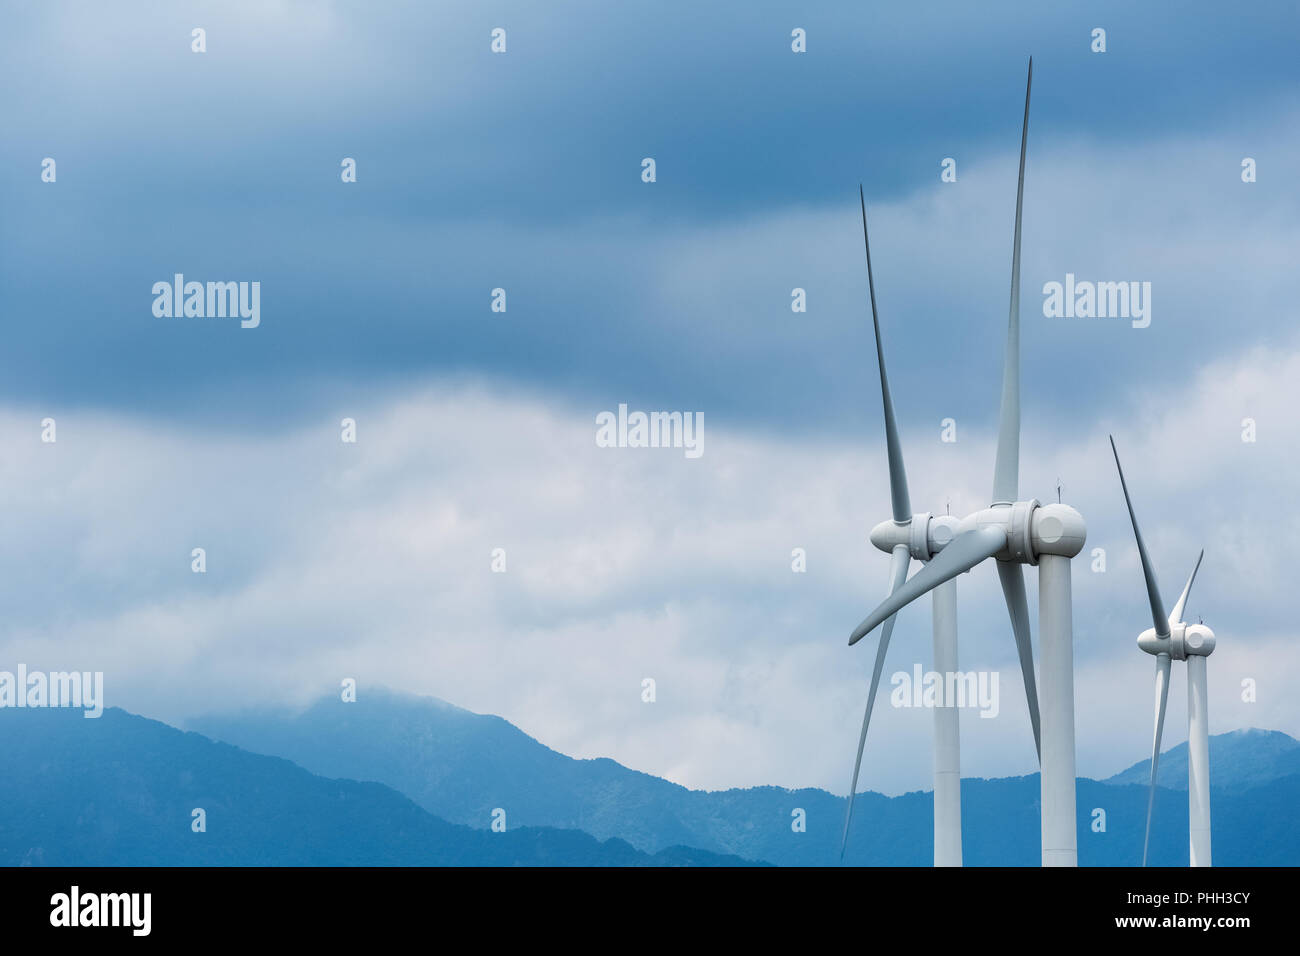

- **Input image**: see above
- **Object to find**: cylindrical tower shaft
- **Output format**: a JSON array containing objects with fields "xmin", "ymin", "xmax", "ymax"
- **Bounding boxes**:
[
  {"xmin": 1187, "ymin": 654, "xmax": 1212, "ymax": 867},
  {"xmin": 931, "ymin": 576, "xmax": 962, "ymax": 867},
  {"xmin": 1038, "ymin": 553, "xmax": 1077, "ymax": 866}
]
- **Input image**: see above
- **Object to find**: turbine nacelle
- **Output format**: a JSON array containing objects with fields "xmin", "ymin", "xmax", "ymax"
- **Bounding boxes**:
[
  {"xmin": 956, "ymin": 500, "xmax": 1087, "ymax": 563},
  {"xmin": 869, "ymin": 513, "xmax": 959, "ymax": 561},
  {"xmin": 1185, "ymin": 623, "xmax": 1216, "ymax": 656},
  {"xmin": 1138, "ymin": 622, "xmax": 1216, "ymax": 660},
  {"xmin": 870, "ymin": 502, "xmax": 1086, "ymax": 566},
  {"xmin": 1029, "ymin": 502, "xmax": 1088, "ymax": 559}
]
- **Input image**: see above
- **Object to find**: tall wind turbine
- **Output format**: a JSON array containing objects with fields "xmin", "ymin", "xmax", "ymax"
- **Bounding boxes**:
[
  {"xmin": 840, "ymin": 186, "xmax": 966, "ymax": 867},
  {"xmin": 1110, "ymin": 437, "xmax": 1216, "ymax": 867},
  {"xmin": 845, "ymin": 58, "xmax": 1089, "ymax": 867}
]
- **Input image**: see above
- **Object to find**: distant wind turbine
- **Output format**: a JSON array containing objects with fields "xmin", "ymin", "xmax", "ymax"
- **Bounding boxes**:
[{"xmin": 1110, "ymin": 437, "xmax": 1216, "ymax": 867}]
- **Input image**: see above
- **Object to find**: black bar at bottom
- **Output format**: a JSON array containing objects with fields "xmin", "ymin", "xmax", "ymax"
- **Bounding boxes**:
[{"xmin": 0, "ymin": 866, "xmax": 1279, "ymax": 942}]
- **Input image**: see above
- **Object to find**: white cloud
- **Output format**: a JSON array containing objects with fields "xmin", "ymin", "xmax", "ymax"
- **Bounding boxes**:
[{"xmin": 2, "ymin": 326, "xmax": 1297, "ymax": 795}]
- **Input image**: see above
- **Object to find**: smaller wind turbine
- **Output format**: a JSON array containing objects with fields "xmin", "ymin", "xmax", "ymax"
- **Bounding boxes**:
[{"xmin": 1110, "ymin": 436, "xmax": 1217, "ymax": 867}]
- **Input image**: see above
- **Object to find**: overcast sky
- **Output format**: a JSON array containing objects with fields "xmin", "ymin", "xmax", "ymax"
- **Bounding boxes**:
[{"xmin": 1, "ymin": 0, "xmax": 1297, "ymax": 795}]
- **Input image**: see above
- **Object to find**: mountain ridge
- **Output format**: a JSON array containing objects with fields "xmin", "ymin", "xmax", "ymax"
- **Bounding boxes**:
[
  {"xmin": 188, "ymin": 687, "xmax": 1300, "ymax": 866},
  {"xmin": 0, "ymin": 706, "xmax": 757, "ymax": 867},
  {"xmin": 1104, "ymin": 728, "xmax": 1300, "ymax": 793}
]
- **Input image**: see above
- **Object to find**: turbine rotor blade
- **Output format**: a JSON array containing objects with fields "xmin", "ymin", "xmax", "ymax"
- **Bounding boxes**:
[
  {"xmin": 996, "ymin": 561, "xmax": 1042, "ymax": 759},
  {"xmin": 849, "ymin": 527, "xmax": 1006, "ymax": 646},
  {"xmin": 1110, "ymin": 436, "xmax": 1169, "ymax": 637},
  {"xmin": 991, "ymin": 58, "xmax": 1032, "ymax": 505},
  {"xmin": 1169, "ymin": 549, "xmax": 1205, "ymax": 627},
  {"xmin": 1142, "ymin": 653, "xmax": 1172, "ymax": 867},
  {"xmin": 859, "ymin": 186, "xmax": 910, "ymax": 523},
  {"xmin": 841, "ymin": 543, "xmax": 910, "ymax": 860}
]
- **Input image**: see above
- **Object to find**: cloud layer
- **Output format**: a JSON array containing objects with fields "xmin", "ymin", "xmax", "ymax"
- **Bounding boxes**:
[{"xmin": 3, "ymin": 325, "xmax": 1296, "ymax": 794}]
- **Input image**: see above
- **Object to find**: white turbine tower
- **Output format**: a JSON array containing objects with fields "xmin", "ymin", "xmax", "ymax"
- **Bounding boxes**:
[
  {"xmin": 845, "ymin": 58, "xmax": 1089, "ymax": 867},
  {"xmin": 1110, "ymin": 437, "xmax": 1216, "ymax": 867},
  {"xmin": 838, "ymin": 186, "xmax": 971, "ymax": 867}
]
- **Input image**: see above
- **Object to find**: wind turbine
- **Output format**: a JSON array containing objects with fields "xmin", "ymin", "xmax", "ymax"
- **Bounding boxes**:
[
  {"xmin": 845, "ymin": 58, "xmax": 1089, "ymax": 867},
  {"xmin": 839, "ymin": 185, "xmax": 966, "ymax": 866},
  {"xmin": 1110, "ymin": 436, "xmax": 1216, "ymax": 867}
]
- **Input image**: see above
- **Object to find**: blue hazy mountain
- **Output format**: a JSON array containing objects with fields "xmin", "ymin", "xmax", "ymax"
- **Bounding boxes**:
[
  {"xmin": 190, "ymin": 689, "xmax": 1300, "ymax": 866},
  {"xmin": 0, "ymin": 707, "xmax": 754, "ymax": 866},
  {"xmin": 1103, "ymin": 728, "xmax": 1300, "ymax": 793}
]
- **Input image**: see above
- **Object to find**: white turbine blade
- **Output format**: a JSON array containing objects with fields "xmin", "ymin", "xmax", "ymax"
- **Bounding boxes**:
[
  {"xmin": 860, "ymin": 186, "xmax": 911, "ymax": 523},
  {"xmin": 849, "ymin": 527, "xmax": 1006, "ymax": 646},
  {"xmin": 1169, "ymin": 549, "xmax": 1205, "ymax": 627},
  {"xmin": 991, "ymin": 58, "xmax": 1032, "ymax": 505},
  {"xmin": 1110, "ymin": 436, "xmax": 1169, "ymax": 637},
  {"xmin": 841, "ymin": 543, "xmax": 910, "ymax": 860},
  {"xmin": 996, "ymin": 561, "xmax": 1041, "ymax": 760},
  {"xmin": 1142, "ymin": 652, "xmax": 1171, "ymax": 867}
]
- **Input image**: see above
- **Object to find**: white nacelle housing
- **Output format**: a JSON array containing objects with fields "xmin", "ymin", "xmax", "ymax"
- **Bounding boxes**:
[
  {"xmin": 1138, "ymin": 622, "xmax": 1216, "ymax": 659},
  {"xmin": 870, "ymin": 512, "xmax": 962, "ymax": 562},
  {"xmin": 874, "ymin": 502, "xmax": 1085, "ymax": 564}
]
